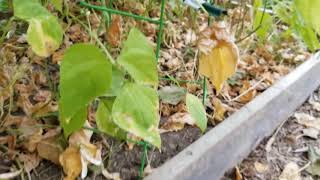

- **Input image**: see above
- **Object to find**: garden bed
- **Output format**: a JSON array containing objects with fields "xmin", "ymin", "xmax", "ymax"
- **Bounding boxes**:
[{"xmin": 147, "ymin": 52, "xmax": 320, "ymax": 180}]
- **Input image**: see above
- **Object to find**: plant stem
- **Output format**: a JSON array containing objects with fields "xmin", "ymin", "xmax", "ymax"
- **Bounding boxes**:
[{"xmin": 69, "ymin": 14, "xmax": 116, "ymax": 64}]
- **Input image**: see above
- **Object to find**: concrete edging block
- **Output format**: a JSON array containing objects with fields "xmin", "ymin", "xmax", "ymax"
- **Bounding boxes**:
[{"xmin": 146, "ymin": 53, "xmax": 320, "ymax": 180}]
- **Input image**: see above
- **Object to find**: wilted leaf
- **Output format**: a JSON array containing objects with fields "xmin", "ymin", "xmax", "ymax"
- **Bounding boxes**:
[
  {"xmin": 96, "ymin": 99, "xmax": 127, "ymax": 139},
  {"xmin": 158, "ymin": 86, "xmax": 187, "ymax": 105},
  {"xmin": 59, "ymin": 44, "xmax": 112, "ymax": 136},
  {"xmin": 198, "ymin": 22, "xmax": 239, "ymax": 93},
  {"xmin": 117, "ymin": 28, "xmax": 158, "ymax": 86},
  {"xmin": 112, "ymin": 83, "xmax": 161, "ymax": 148},
  {"xmin": 13, "ymin": 0, "xmax": 63, "ymax": 57},
  {"xmin": 186, "ymin": 93, "xmax": 207, "ymax": 132},
  {"xmin": 279, "ymin": 162, "xmax": 300, "ymax": 180}
]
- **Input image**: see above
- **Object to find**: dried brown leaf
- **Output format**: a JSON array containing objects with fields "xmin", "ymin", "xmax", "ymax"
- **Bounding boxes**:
[
  {"xmin": 279, "ymin": 162, "xmax": 300, "ymax": 180},
  {"xmin": 213, "ymin": 98, "xmax": 226, "ymax": 122},
  {"xmin": 107, "ymin": 15, "xmax": 122, "ymax": 47},
  {"xmin": 160, "ymin": 113, "xmax": 195, "ymax": 133},
  {"xmin": 19, "ymin": 153, "xmax": 40, "ymax": 172}
]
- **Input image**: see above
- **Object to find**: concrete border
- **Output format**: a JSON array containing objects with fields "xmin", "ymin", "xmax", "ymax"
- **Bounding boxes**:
[{"xmin": 146, "ymin": 53, "xmax": 320, "ymax": 180}]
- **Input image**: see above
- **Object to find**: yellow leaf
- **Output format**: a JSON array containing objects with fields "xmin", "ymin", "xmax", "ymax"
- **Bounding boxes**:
[
  {"xmin": 199, "ymin": 41, "xmax": 238, "ymax": 93},
  {"xmin": 198, "ymin": 22, "xmax": 239, "ymax": 93}
]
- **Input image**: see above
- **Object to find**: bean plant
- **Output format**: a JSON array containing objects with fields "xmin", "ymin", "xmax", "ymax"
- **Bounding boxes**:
[{"xmin": 12, "ymin": 0, "xmax": 208, "ymax": 148}]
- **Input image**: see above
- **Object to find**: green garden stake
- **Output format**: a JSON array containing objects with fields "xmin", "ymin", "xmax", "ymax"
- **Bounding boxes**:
[
  {"xmin": 156, "ymin": 0, "xmax": 166, "ymax": 61},
  {"xmin": 138, "ymin": 142, "xmax": 148, "ymax": 180}
]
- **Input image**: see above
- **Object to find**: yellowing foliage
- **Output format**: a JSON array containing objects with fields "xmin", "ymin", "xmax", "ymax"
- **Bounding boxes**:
[{"xmin": 198, "ymin": 22, "xmax": 239, "ymax": 93}]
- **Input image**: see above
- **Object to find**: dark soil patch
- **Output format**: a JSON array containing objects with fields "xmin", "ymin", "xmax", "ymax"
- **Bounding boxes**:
[{"xmin": 107, "ymin": 126, "xmax": 202, "ymax": 180}]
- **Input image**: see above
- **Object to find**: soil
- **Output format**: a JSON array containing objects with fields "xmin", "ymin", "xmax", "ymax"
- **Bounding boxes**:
[
  {"xmin": 25, "ymin": 126, "xmax": 203, "ymax": 180},
  {"xmin": 223, "ymin": 88, "xmax": 320, "ymax": 180}
]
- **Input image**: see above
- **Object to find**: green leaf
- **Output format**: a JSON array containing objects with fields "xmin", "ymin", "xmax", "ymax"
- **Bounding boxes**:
[
  {"xmin": 117, "ymin": 28, "xmax": 158, "ymax": 86},
  {"xmin": 104, "ymin": 66, "xmax": 126, "ymax": 97},
  {"xmin": 50, "ymin": 0, "xmax": 62, "ymax": 12},
  {"xmin": 274, "ymin": 0, "xmax": 320, "ymax": 52},
  {"xmin": 61, "ymin": 106, "xmax": 87, "ymax": 137},
  {"xmin": 295, "ymin": 0, "xmax": 320, "ymax": 35},
  {"xmin": 112, "ymin": 83, "xmax": 161, "ymax": 148},
  {"xmin": 158, "ymin": 86, "xmax": 186, "ymax": 105},
  {"xmin": 59, "ymin": 44, "xmax": 112, "ymax": 136},
  {"xmin": 13, "ymin": 0, "xmax": 63, "ymax": 57},
  {"xmin": 186, "ymin": 93, "xmax": 207, "ymax": 132},
  {"xmin": 0, "ymin": 0, "xmax": 9, "ymax": 12},
  {"xmin": 253, "ymin": 0, "xmax": 273, "ymax": 41},
  {"xmin": 96, "ymin": 99, "xmax": 127, "ymax": 139}
]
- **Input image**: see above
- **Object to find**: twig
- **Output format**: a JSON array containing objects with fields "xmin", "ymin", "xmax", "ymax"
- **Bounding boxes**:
[{"xmin": 265, "ymin": 118, "xmax": 287, "ymax": 153}]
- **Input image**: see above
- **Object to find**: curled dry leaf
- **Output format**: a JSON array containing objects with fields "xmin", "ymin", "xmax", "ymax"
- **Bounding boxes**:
[
  {"xmin": 198, "ymin": 22, "xmax": 239, "ymax": 93},
  {"xmin": 59, "ymin": 146, "xmax": 82, "ymax": 180},
  {"xmin": 279, "ymin": 162, "xmax": 300, "ymax": 180},
  {"xmin": 254, "ymin": 162, "xmax": 269, "ymax": 174},
  {"xmin": 107, "ymin": 15, "xmax": 122, "ymax": 47},
  {"xmin": 61, "ymin": 122, "xmax": 102, "ymax": 179},
  {"xmin": 295, "ymin": 113, "xmax": 320, "ymax": 130},
  {"xmin": 238, "ymin": 81, "xmax": 257, "ymax": 103}
]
